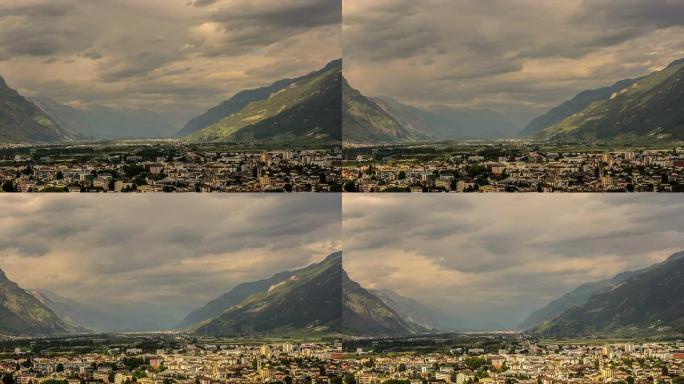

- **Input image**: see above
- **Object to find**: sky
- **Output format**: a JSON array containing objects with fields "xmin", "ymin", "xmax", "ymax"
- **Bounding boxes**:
[
  {"xmin": 0, "ymin": 194, "xmax": 341, "ymax": 329},
  {"xmin": 0, "ymin": 0, "xmax": 341, "ymax": 127},
  {"xmin": 343, "ymin": 0, "xmax": 684, "ymax": 125},
  {"xmin": 343, "ymin": 194, "xmax": 684, "ymax": 330}
]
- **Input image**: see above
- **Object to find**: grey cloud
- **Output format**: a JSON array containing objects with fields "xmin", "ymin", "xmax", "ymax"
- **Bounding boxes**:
[
  {"xmin": 0, "ymin": 195, "xmax": 341, "ymax": 327},
  {"xmin": 343, "ymin": 195, "xmax": 684, "ymax": 329},
  {"xmin": 344, "ymin": 0, "xmax": 684, "ymax": 121}
]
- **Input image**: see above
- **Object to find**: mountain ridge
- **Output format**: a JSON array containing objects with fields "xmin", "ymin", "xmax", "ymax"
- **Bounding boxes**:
[{"xmin": 531, "ymin": 251, "xmax": 684, "ymax": 337}]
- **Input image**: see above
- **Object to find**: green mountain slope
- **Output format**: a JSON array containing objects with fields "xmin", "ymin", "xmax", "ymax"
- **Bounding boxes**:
[
  {"xmin": 0, "ymin": 76, "xmax": 74, "ymax": 143},
  {"xmin": 177, "ymin": 270, "xmax": 295, "ymax": 329},
  {"xmin": 193, "ymin": 252, "xmax": 343, "ymax": 337},
  {"xmin": 186, "ymin": 60, "xmax": 341, "ymax": 144},
  {"xmin": 533, "ymin": 251, "xmax": 684, "ymax": 337},
  {"xmin": 177, "ymin": 78, "xmax": 302, "ymax": 137},
  {"xmin": 0, "ymin": 269, "xmax": 78, "ymax": 336},
  {"xmin": 538, "ymin": 59, "xmax": 684, "ymax": 142},
  {"xmin": 522, "ymin": 78, "xmax": 640, "ymax": 136},
  {"xmin": 519, "ymin": 268, "xmax": 649, "ymax": 330}
]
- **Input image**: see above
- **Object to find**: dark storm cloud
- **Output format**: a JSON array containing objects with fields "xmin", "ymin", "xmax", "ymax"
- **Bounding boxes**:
[
  {"xmin": 343, "ymin": 0, "xmax": 684, "ymax": 120},
  {"xmin": 0, "ymin": 195, "xmax": 341, "ymax": 324},
  {"xmin": 0, "ymin": 0, "xmax": 340, "ymax": 126},
  {"xmin": 343, "ymin": 195, "xmax": 684, "ymax": 329}
]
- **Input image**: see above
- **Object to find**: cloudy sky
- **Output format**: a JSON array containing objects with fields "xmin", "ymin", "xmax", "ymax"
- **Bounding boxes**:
[
  {"xmin": 0, "ymin": 0, "xmax": 341, "ymax": 126},
  {"xmin": 343, "ymin": 195, "xmax": 684, "ymax": 330},
  {"xmin": 343, "ymin": 0, "xmax": 684, "ymax": 125},
  {"xmin": 0, "ymin": 194, "xmax": 341, "ymax": 329}
]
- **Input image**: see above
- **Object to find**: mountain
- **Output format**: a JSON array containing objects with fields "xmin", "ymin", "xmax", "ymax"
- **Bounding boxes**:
[
  {"xmin": 185, "ymin": 252, "xmax": 425, "ymax": 337},
  {"xmin": 343, "ymin": 79, "xmax": 428, "ymax": 144},
  {"xmin": 371, "ymin": 97, "xmax": 460, "ymax": 139},
  {"xmin": 177, "ymin": 270, "xmax": 295, "ymax": 329},
  {"xmin": 533, "ymin": 251, "xmax": 684, "ymax": 337},
  {"xmin": 0, "ymin": 269, "xmax": 77, "ymax": 336},
  {"xmin": 77, "ymin": 106, "xmax": 179, "ymax": 139},
  {"xmin": 342, "ymin": 85, "xmax": 523, "ymax": 144},
  {"xmin": 31, "ymin": 97, "xmax": 180, "ymax": 139},
  {"xmin": 192, "ymin": 252, "xmax": 343, "ymax": 336},
  {"xmin": 428, "ymin": 105, "xmax": 523, "ymax": 138},
  {"xmin": 519, "ymin": 268, "xmax": 649, "ymax": 330},
  {"xmin": 342, "ymin": 273, "xmax": 427, "ymax": 336},
  {"xmin": 521, "ymin": 77, "xmax": 640, "ymax": 136},
  {"xmin": 535, "ymin": 58, "xmax": 684, "ymax": 142},
  {"xmin": 30, "ymin": 97, "xmax": 97, "ymax": 139},
  {"xmin": 27, "ymin": 289, "xmax": 160, "ymax": 332},
  {"xmin": 184, "ymin": 59, "xmax": 341, "ymax": 144},
  {"xmin": 369, "ymin": 289, "xmax": 441, "ymax": 331},
  {"xmin": 0, "ymin": 76, "xmax": 75, "ymax": 143}
]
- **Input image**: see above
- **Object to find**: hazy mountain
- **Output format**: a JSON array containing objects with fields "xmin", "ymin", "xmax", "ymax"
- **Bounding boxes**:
[
  {"xmin": 77, "ymin": 106, "xmax": 179, "ymax": 139},
  {"xmin": 185, "ymin": 59, "xmax": 341, "ymax": 144},
  {"xmin": 536, "ymin": 58, "xmax": 684, "ymax": 142},
  {"xmin": 192, "ymin": 252, "xmax": 343, "ymax": 337},
  {"xmin": 521, "ymin": 78, "xmax": 641, "ymax": 136},
  {"xmin": 27, "ymin": 289, "xmax": 170, "ymax": 332},
  {"xmin": 0, "ymin": 76, "xmax": 75, "ymax": 143},
  {"xmin": 31, "ymin": 97, "xmax": 180, "ymax": 139},
  {"xmin": 429, "ymin": 105, "xmax": 523, "ymax": 138},
  {"xmin": 343, "ymin": 79, "xmax": 428, "ymax": 144},
  {"xmin": 371, "ymin": 97, "xmax": 461, "ymax": 139},
  {"xmin": 343, "ymin": 273, "xmax": 427, "ymax": 336},
  {"xmin": 30, "ymin": 97, "xmax": 98, "ymax": 139},
  {"xmin": 369, "ymin": 289, "xmax": 441, "ymax": 331},
  {"xmin": 0, "ymin": 269, "xmax": 77, "ymax": 336},
  {"xmin": 519, "ymin": 268, "xmax": 650, "ymax": 330},
  {"xmin": 533, "ymin": 251, "xmax": 684, "ymax": 337},
  {"xmin": 177, "ymin": 270, "xmax": 295, "ymax": 329}
]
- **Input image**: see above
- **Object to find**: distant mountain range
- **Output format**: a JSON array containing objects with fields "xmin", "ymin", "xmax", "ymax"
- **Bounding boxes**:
[
  {"xmin": 342, "ymin": 79, "xmax": 522, "ymax": 144},
  {"xmin": 0, "ymin": 268, "xmax": 78, "ymax": 336},
  {"xmin": 0, "ymin": 78, "xmax": 183, "ymax": 143},
  {"xmin": 180, "ymin": 59, "xmax": 342, "ymax": 144},
  {"xmin": 527, "ymin": 251, "xmax": 684, "ymax": 337},
  {"xmin": 525, "ymin": 58, "xmax": 684, "ymax": 142}
]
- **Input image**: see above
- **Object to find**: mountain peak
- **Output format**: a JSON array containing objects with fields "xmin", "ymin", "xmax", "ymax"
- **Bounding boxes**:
[
  {"xmin": 666, "ymin": 57, "xmax": 684, "ymax": 68},
  {"xmin": 667, "ymin": 250, "xmax": 684, "ymax": 262}
]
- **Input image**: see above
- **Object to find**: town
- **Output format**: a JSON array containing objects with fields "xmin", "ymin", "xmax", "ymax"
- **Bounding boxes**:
[
  {"xmin": 0, "ymin": 143, "xmax": 341, "ymax": 192},
  {"xmin": 342, "ymin": 143, "xmax": 684, "ymax": 192},
  {"xmin": 1, "ymin": 335, "xmax": 683, "ymax": 384}
]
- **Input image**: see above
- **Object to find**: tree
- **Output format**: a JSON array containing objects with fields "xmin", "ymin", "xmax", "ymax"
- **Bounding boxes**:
[
  {"xmin": 343, "ymin": 182, "xmax": 357, "ymax": 192},
  {"xmin": 1, "ymin": 181, "xmax": 14, "ymax": 192},
  {"xmin": 398, "ymin": 171, "xmax": 406, "ymax": 180},
  {"xmin": 2, "ymin": 374, "xmax": 15, "ymax": 384}
]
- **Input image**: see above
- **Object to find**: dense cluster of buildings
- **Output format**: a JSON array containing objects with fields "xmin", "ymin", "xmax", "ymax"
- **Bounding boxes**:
[
  {"xmin": 0, "ymin": 148, "xmax": 341, "ymax": 192},
  {"xmin": 0, "ymin": 341, "xmax": 343, "ymax": 384},
  {"xmin": 344, "ymin": 341, "xmax": 684, "ymax": 384},
  {"xmin": 343, "ymin": 149, "xmax": 684, "ymax": 192},
  {"xmin": 3, "ymin": 341, "xmax": 683, "ymax": 384}
]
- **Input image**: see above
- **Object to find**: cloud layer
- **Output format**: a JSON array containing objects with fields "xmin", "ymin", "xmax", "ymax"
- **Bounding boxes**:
[
  {"xmin": 0, "ymin": 0, "xmax": 341, "ymax": 126},
  {"xmin": 343, "ymin": 195, "xmax": 684, "ymax": 330},
  {"xmin": 343, "ymin": 0, "xmax": 684, "ymax": 123},
  {"xmin": 0, "ymin": 194, "xmax": 341, "ymax": 327}
]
